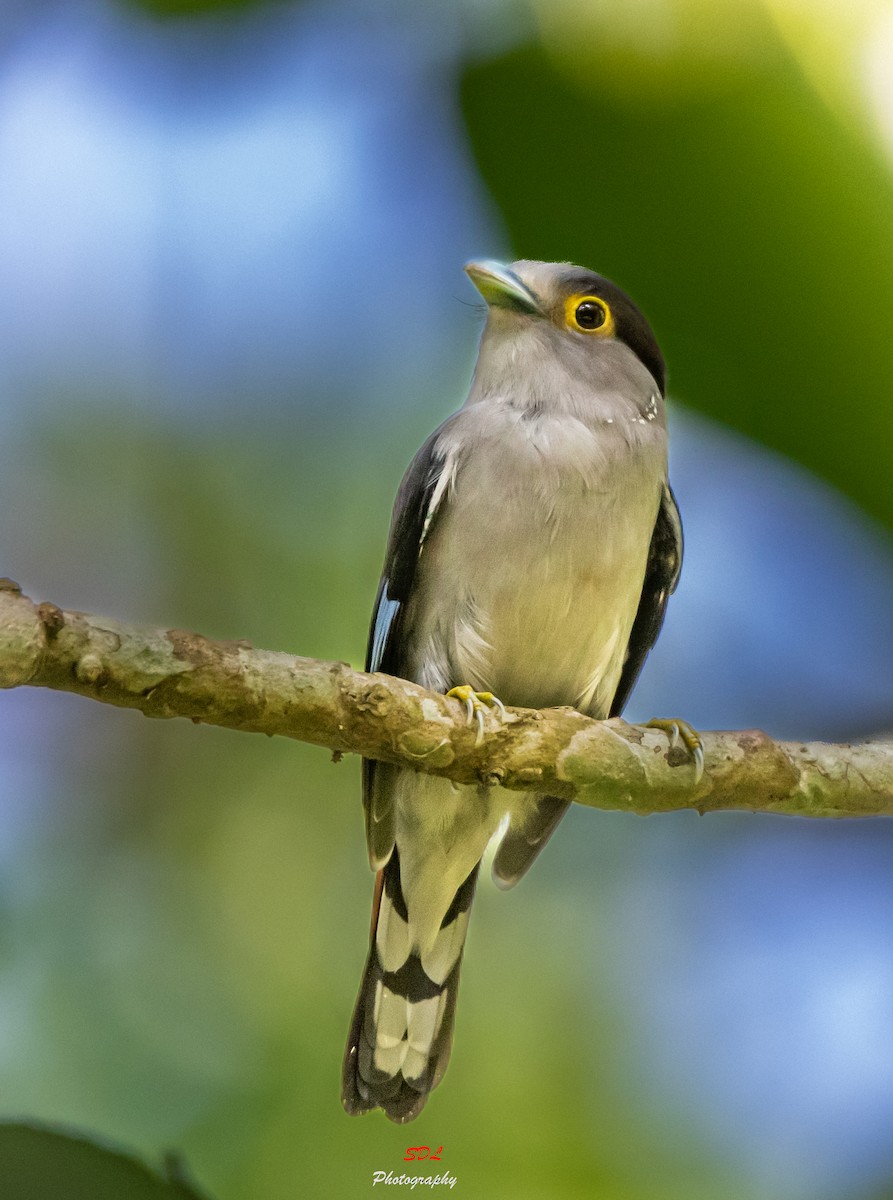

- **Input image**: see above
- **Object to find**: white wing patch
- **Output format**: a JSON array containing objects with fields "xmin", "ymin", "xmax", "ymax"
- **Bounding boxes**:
[{"xmin": 419, "ymin": 447, "xmax": 458, "ymax": 552}]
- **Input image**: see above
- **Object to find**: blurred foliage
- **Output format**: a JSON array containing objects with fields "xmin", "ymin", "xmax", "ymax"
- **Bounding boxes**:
[
  {"xmin": 0, "ymin": 1122, "xmax": 210, "ymax": 1200},
  {"xmin": 119, "ymin": 0, "xmax": 295, "ymax": 20},
  {"xmin": 523, "ymin": 0, "xmax": 888, "ymax": 124},
  {"xmin": 461, "ymin": 25, "xmax": 893, "ymax": 533}
]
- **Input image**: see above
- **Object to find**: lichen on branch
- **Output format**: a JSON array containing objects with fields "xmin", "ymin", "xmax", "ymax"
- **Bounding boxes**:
[{"xmin": 1, "ymin": 578, "xmax": 891, "ymax": 818}]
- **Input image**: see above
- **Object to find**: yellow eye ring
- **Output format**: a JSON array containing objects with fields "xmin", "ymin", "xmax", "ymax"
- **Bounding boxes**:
[{"xmin": 565, "ymin": 294, "xmax": 615, "ymax": 337}]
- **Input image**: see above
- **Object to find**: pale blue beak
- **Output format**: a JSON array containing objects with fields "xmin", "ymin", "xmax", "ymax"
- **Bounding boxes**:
[{"xmin": 464, "ymin": 259, "xmax": 542, "ymax": 315}]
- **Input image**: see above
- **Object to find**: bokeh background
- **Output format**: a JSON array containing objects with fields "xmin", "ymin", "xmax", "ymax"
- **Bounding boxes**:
[{"xmin": 2, "ymin": 0, "xmax": 893, "ymax": 1196}]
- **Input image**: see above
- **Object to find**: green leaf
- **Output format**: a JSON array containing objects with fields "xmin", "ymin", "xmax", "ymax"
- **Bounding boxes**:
[
  {"xmin": 0, "ymin": 1122, "xmax": 212, "ymax": 1200},
  {"xmin": 461, "ymin": 39, "xmax": 893, "ymax": 532}
]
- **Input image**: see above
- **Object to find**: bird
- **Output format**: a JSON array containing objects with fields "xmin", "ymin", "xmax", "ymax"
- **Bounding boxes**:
[{"xmin": 341, "ymin": 258, "xmax": 698, "ymax": 1123}]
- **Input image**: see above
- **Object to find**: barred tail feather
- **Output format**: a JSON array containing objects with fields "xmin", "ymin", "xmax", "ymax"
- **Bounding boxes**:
[{"xmin": 342, "ymin": 847, "xmax": 478, "ymax": 1123}]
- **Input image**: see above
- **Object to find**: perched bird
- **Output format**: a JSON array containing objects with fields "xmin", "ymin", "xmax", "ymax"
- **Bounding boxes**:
[{"xmin": 342, "ymin": 259, "xmax": 697, "ymax": 1123}]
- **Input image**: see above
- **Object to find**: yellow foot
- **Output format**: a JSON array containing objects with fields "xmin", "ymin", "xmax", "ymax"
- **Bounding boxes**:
[
  {"xmin": 446, "ymin": 685, "xmax": 506, "ymax": 747},
  {"xmin": 645, "ymin": 717, "xmax": 705, "ymax": 785}
]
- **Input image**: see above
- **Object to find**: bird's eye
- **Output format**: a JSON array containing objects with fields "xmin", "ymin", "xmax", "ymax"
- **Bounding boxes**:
[
  {"xmin": 574, "ymin": 300, "xmax": 606, "ymax": 330},
  {"xmin": 565, "ymin": 294, "xmax": 615, "ymax": 336}
]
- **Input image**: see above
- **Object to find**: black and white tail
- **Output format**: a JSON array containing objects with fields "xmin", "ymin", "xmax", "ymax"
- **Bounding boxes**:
[{"xmin": 341, "ymin": 847, "xmax": 479, "ymax": 1123}]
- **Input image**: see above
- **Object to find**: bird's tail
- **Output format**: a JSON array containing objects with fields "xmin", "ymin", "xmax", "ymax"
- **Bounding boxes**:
[{"xmin": 341, "ymin": 846, "xmax": 479, "ymax": 1123}]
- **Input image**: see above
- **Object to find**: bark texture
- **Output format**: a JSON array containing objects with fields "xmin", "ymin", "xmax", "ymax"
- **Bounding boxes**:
[{"xmin": 1, "ymin": 579, "xmax": 891, "ymax": 818}]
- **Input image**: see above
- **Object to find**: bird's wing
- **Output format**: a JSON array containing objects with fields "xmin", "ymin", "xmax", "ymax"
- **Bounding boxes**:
[
  {"xmin": 363, "ymin": 426, "xmax": 453, "ymax": 868},
  {"xmin": 493, "ymin": 483, "xmax": 682, "ymax": 890},
  {"xmin": 610, "ymin": 482, "xmax": 683, "ymax": 717},
  {"xmin": 491, "ymin": 794, "xmax": 572, "ymax": 890}
]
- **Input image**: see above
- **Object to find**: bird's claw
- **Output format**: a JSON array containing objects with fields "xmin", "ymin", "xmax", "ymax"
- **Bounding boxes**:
[
  {"xmin": 446, "ymin": 685, "xmax": 506, "ymax": 747},
  {"xmin": 645, "ymin": 717, "xmax": 705, "ymax": 785}
]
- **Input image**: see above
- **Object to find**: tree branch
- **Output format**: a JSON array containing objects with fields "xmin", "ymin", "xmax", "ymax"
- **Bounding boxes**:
[{"xmin": 1, "ymin": 578, "xmax": 891, "ymax": 817}]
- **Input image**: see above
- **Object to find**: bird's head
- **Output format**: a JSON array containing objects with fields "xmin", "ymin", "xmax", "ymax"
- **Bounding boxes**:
[{"xmin": 465, "ymin": 259, "xmax": 666, "ymax": 398}]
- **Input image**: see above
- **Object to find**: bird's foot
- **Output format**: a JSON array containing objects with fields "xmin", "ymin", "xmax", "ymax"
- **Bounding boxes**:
[
  {"xmin": 446, "ymin": 685, "xmax": 506, "ymax": 747},
  {"xmin": 645, "ymin": 717, "xmax": 705, "ymax": 785}
]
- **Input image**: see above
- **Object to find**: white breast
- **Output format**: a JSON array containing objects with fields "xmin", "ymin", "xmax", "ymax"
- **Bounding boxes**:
[{"xmin": 405, "ymin": 398, "xmax": 666, "ymax": 717}]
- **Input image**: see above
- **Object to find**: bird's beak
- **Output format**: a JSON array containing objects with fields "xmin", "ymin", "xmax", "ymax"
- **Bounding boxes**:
[{"xmin": 464, "ymin": 260, "xmax": 542, "ymax": 315}]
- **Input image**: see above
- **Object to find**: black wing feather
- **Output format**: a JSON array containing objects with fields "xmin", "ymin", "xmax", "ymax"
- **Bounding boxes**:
[
  {"xmin": 610, "ymin": 483, "xmax": 683, "ymax": 717},
  {"xmin": 366, "ymin": 428, "xmax": 448, "ymax": 676},
  {"xmin": 363, "ymin": 427, "xmax": 451, "ymax": 867}
]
